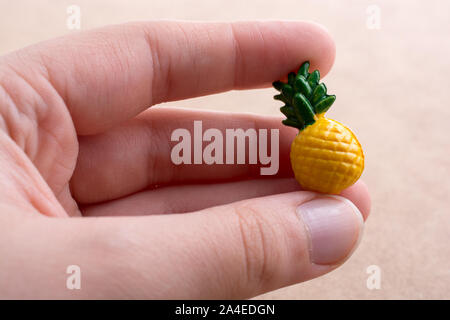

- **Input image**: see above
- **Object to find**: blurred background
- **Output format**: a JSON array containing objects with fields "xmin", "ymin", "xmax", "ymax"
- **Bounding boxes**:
[{"xmin": 0, "ymin": 0, "xmax": 448, "ymax": 299}]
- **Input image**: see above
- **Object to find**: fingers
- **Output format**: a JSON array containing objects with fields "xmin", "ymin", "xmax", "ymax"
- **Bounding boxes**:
[
  {"xmin": 341, "ymin": 180, "xmax": 371, "ymax": 220},
  {"xmin": 0, "ymin": 132, "xmax": 70, "ymax": 218},
  {"xmin": 70, "ymin": 108, "xmax": 297, "ymax": 204},
  {"xmin": 11, "ymin": 21, "xmax": 335, "ymax": 134},
  {"xmin": 81, "ymin": 178, "xmax": 301, "ymax": 216},
  {"xmin": 82, "ymin": 179, "xmax": 370, "ymax": 220},
  {"xmin": 6, "ymin": 188, "xmax": 367, "ymax": 299}
]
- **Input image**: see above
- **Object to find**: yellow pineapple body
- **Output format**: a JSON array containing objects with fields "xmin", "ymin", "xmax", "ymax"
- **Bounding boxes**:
[
  {"xmin": 290, "ymin": 116, "xmax": 364, "ymax": 194},
  {"xmin": 273, "ymin": 61, "xmax": 365, "ymax": 194}
]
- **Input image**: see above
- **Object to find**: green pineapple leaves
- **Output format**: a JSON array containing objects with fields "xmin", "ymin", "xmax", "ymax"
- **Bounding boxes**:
[
  {"xmin": 315, "ymin": 95, "xmax": 336, "ymax": 114},
  {"xmin": 293, "ymin": 76, "xmax": 312, "ymax": 97},
  {"xmin": 311, "ymin": 83, "xmax": 327, "ymax": 105},
  {"xmin": 298, "ymin": 61, "xmax": 310, "ymax": 78},
  {"xmin": 293, "ymin": 93, "xmax": 316, "ymax": 126},
  {"xmin": 272, "ymin": 61, "xmax": 336, "ymax": 130}
]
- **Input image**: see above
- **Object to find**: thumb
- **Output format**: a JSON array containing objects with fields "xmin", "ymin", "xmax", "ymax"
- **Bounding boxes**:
[
  {"xmin": 6, "ymin": 190, "xmax": 367, "ymax": 299},
  {"xmin": 88, "ymin": 190, "xmax": 366, "ymax": 299},
  {"xmin": 173, "ymin": 191, "xmax": 366, "ymax": 298}
]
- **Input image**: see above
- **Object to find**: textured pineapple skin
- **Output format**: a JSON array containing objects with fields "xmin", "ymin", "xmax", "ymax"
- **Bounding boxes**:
[{"xmin": 290, "ymin": 117, "xmax": 364, "ymax": 194}]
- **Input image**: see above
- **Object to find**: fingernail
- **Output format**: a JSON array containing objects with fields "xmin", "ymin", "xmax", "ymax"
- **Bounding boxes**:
[{"xmin": 297, "ymin": 196, "xmax": 364, "ymax": 265}]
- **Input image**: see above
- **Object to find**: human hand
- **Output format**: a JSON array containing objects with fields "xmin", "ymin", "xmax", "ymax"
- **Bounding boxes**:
[{"xmin": 0, "ymin": 21, "xmax": 370, "ymax": 298}]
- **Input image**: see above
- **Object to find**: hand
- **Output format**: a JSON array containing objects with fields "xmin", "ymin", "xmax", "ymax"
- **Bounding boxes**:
[{"xmin": 0, "ymin": 21, "xmax": 370, "ymax": 299}]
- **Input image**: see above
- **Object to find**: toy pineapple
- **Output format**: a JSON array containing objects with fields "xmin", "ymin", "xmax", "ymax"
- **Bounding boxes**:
[{"xmin": 273, "ymin": 61, "xmax": 364, "ymax": 194}]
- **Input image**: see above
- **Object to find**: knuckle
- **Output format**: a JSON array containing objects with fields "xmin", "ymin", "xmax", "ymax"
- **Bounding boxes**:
[{"xmin": 233, "ymin": 200, "xmax": 282, "ymax": 290}]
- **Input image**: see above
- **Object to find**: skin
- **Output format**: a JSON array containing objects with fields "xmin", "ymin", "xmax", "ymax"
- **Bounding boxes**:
[{"xmin": 0, "ymin": 21, "xmax": 370, "ymax": 299}]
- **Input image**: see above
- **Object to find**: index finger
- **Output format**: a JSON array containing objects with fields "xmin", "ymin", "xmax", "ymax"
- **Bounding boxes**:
[{"xmin": 8, "ymin": 20, "xmax": 335, "ymax": 135}]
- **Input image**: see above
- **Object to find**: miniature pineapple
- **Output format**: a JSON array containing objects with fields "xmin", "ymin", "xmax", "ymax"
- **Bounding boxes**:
[{"xmin": 273, "ymin": 61, "xmax": 364, "ymax": 194}]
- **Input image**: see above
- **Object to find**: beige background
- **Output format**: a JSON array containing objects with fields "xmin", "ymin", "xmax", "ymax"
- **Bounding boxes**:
[{"xmin": 1, "ymin": 0, "xmax": 449, "ymax": 299}]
